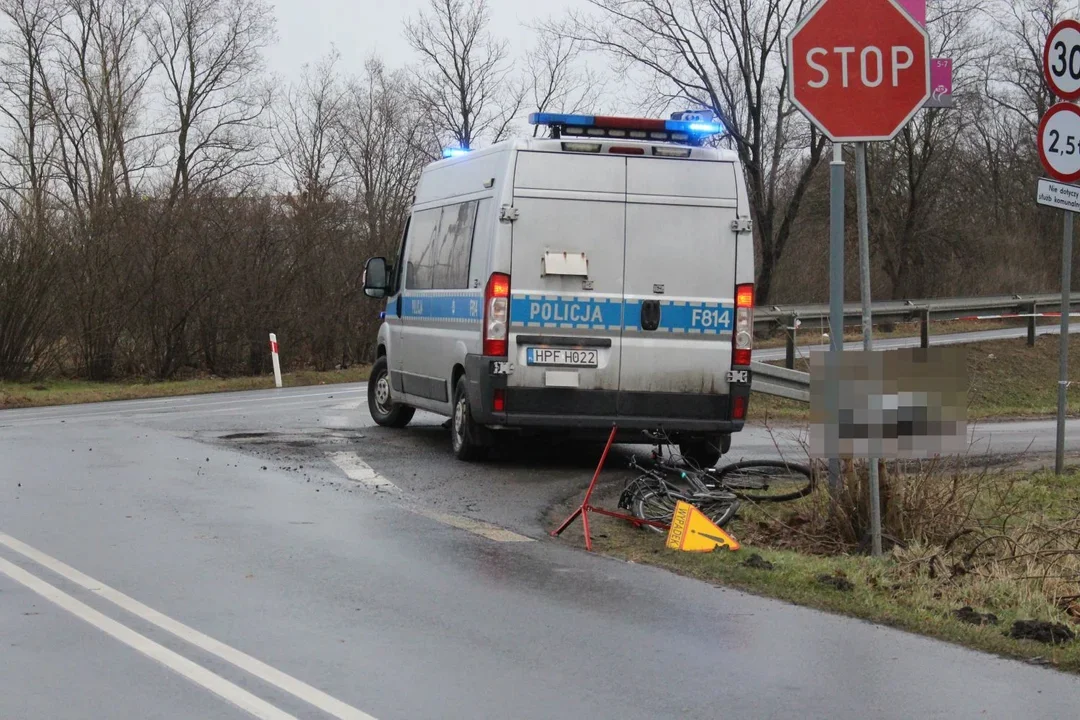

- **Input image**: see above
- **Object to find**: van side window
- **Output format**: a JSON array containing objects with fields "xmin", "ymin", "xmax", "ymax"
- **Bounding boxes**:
[
  {"xmin": 405, "ymin": 207, "xmax": 443, "ymax": 290},
  {"xmin": 405, "ymin": 200, "xmax": 478, "ymax": 290},
  {"xmin": 431, "ymin": 200, "xmax": 478, "ymax": 289}
]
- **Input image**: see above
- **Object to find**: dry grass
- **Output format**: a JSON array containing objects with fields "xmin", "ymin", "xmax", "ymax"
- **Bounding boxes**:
[
  {"xmin": 555, "ymin": 453, "xmax": 1080, "ymax": 671},
  {"xmin": 0, "ymin": 366, "xmax": 370, "ymax": 410}
]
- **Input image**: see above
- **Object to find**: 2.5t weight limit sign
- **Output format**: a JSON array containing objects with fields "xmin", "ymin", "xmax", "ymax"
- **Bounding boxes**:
[
  {"xmin": 1044, "ymin": 19, "xmax": 1080, "ymax": 100},
  {"xmin": 1039, "ymin": 102, "xmax": 1080, "ymax": 183}
]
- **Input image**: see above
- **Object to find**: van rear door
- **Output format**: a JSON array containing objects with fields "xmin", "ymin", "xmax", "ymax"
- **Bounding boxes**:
[
  {"xmin": 619, "ymin": 156, "xmax": 740, "ymax": 417},
  {"xmin": 506, "ymin": 151, "xmax": 626, "ymax": 417}
]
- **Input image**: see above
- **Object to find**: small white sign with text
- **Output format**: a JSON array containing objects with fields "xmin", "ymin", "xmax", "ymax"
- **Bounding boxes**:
[{"xmin": 1037, "ymin": 177, "xmax": 1080, "ymax": 211}]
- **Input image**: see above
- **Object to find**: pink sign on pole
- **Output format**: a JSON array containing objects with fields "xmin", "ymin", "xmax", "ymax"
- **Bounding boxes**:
[
  {"xmin": 926, "ymin": 58, "xmax": 953, "ymax": 108},
  {"xmin": 898, "ymin": 0, "xmax": 926, "ymax": 26}
]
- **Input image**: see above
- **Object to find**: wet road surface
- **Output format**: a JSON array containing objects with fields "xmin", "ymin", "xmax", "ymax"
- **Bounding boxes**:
[{"xmin": 2, "ymin": 386, "xmax": 1080, "ymax": 719}]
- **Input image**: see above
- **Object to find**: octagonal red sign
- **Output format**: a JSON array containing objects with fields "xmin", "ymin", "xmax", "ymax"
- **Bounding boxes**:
[{"xmin": 787, "ymin": 0, "xmax": 931, "ymax": 141}]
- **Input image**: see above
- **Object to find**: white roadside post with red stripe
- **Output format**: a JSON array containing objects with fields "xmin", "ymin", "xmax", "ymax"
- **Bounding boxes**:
[{"xmin": 269, "ymin": 333, "xmax": 282, "ymax": 389}]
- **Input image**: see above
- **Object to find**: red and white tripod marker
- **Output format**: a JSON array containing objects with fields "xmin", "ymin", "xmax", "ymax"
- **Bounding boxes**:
[{"xmin": 269, "ymin": 333, "xmax": 282, "ymax": 388}]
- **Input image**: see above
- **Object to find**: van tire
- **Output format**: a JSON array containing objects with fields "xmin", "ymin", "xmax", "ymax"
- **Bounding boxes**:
[
  {"xmin": 679, "ymin": 435, "xmax": 726, "ymax": 470},
  {"xmin": 451, "ymin": 376, "xmax": 489, "ymax": 461},
  {"xmin": 368, "ymin": 357, "xmax": 415, "ymax": 428}
]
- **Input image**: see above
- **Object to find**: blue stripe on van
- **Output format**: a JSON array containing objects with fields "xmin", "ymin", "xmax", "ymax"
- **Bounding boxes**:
[
  {"xmin": 623, "ymin": 299, "xmax": 733, "ymax": 334},
  {"xmin": 400, "ymin": 292, "xmax": 484, "ymax": 323},
  {"xmin": 510, "ymin": 295, "xmax": 624, "ymax": 331},
  {"xmin": 511, "ymin": 294, "xmax": 733, "ymax": 334},
  {"xmin": 394, "ymin": 292, "xmax": 734, "ymax": 334}
]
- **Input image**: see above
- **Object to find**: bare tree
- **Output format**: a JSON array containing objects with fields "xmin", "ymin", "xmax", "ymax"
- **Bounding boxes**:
[
  {"xmin": 0, "ymin": 0, "xmax": 57, "ymax": 220},
  {"xmin": 40, "ymin": 0, "xmax": 154, "ymax": 214},
  {"xmin": 525, "ymin": 31, "xmax": 605, "ymax": 137},
  {"xmin": 340, "ymin": 59, "xmax": 431, "ymax": 257},
  {"xmin": 404, "ymin": 0, "xmax": 523, "ymax": 151},
  {"xmin": 556, "ymin": 0, "xmax": 825, "ymax": 303},
  {"xmin": 865, "ymin": 0, "xmax": 991, "ymax": 298},
  {"xmin": 272, "ymin": 49, "xmax": 347, "ymax": 205},
  {"xmin": 145, "ymin": 0, "xmax": 276, "ymax": 200}
]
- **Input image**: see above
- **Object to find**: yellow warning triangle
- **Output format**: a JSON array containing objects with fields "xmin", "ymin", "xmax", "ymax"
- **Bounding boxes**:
[{"xmin": 665, "ymin": 500, "xmax": 740, "ymax": 552}]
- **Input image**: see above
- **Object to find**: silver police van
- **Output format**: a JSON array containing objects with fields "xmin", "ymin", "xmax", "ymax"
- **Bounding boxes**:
[{"xmin": 362, "ymin": 113, "xmax": 755, "ymax": 465}]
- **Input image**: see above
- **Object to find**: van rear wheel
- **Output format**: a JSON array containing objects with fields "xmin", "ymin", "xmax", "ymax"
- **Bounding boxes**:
[
  {"xmin": 451, "ymin": 376, "xmax": 489, "ymax": 461},
  {"xmin": 368, "ymin": 357, "xmax": 415, "ymax": 428},
  {"xmin": 678, "ymin": 434, "xmax": 728, "ymax": 470}
]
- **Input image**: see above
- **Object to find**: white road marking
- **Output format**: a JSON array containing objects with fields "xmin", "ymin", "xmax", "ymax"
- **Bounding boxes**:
[
  {"xmin": 0, "ymin": 555, "xmax": 297, "ymax": 720},
  {"xmin": 327, "ymin": 452, "xmax": 401, "ymax": 494},
  {"xmin": 414, "ymin": 509, "xmax": 535, "ymax": 543},
  {"xmin": 0, "ymin": 388, "xmax": 366, "ymax": 423},
  {"xmin": 325, "ymin": 453, "xmax": 533, "ymax": 542},
  {"xmin": 0, "ymin": 531, "xmax": 378, "ymax": 720}
]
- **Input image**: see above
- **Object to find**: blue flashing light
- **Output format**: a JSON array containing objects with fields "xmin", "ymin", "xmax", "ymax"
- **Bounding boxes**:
[
  {"xmin": 667, "ymin": 119, "xmax": 724, "ymax": 135},
  {"xmin": 442, "ymin": 147, "xmax": 470, "ymax": 158},
  {"xmin": 529, "ymin": 112, "xmax": 724, "ymax": 142},
  {"xmin": 528, "ymin": 112, "xmax": 595, "ymax": 127}
]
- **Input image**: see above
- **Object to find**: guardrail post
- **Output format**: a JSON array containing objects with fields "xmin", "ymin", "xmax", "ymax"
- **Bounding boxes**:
[
  {"xmin": 785, "ymin": 313, "xmax": 797, "ymax": 369},
  {"xmin": 920, "ymin": 308, "xmax": 930, "ymax": 349},
  {"xmin": 1028, "ymin": 301, "xmax": 1038, "ymax": 347}
]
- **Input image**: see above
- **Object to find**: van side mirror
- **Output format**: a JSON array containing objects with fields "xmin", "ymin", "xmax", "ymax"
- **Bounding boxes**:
[{"xmin": 363, "ymin": 257, "xmax": 389, "ymax": 298}]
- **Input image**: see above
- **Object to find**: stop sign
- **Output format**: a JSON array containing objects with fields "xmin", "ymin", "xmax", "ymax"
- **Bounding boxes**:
[{"xmin": 787, "ymin": 0, "xmax": 931, "ymax": 141}]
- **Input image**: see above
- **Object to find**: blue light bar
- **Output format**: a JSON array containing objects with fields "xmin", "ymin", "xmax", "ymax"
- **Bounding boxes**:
[
  {"xmin": 442, "ymin": 147, "xmax": 470, "ymax": 158},
  {"xmin": 527, "ymin": 112, "xmax": 723, "ymax": 144}
]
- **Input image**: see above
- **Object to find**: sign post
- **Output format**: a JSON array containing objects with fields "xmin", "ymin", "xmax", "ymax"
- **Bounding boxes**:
[
  {"xmin": 1039, "ymin": 19, "xmax": 1080, "ymax": 475},
  {"xmin": 788, "ymin": 0, "xmax": 931, "ymax": 554}
]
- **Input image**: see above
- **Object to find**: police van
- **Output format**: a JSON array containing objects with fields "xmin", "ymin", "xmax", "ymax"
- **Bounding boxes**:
[{"xmin": 362, "ymin": 113, "xmax": 755, "ymax": 466}]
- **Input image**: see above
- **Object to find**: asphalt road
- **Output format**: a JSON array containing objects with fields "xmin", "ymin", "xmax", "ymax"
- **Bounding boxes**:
[
  {"xmin": 3, "ymin": 387, "xmax": 1080, "ymax": 719},
  {"xmin": 755, "ymin": 321, "xmax": 1080, "ymax": 362}
]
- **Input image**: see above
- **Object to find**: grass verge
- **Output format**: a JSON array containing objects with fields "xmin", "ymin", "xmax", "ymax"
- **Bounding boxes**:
[
  {"xmin": 0, "ymin": 366, "xmax": 370, "ymax": 410},
  {"xmin": 551, "ymin": 463, "xmax": 1080, "ymax": 672},
  {"xmin": 749, "ymin": 333, "xmax": 1080, "ymax": 423}
]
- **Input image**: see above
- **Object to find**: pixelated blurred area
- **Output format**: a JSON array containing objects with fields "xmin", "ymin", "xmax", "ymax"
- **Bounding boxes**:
[{"xmin": 810, "ymin": 347, "xmax": 968, "ymax": 459}]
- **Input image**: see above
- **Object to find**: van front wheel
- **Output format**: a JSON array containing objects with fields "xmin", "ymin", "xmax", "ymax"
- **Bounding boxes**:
[
  {"xmin": 368, "ymin": 357, "xmax": 415, "ymax": 428},
  {"xmin": 451, "ymin": 376, "xmax": 489, "ymax": 461}
]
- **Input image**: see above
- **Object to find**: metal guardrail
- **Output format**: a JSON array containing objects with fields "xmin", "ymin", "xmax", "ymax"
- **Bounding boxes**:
[
  {"xmin": 755, "ymin": 292, "xmax": 1080, "ymax": 332},
  {"xmin": 750, "ymin": 362, "xmax": 810, "ymax": 403},
  {"xmin": 755, "ymin": 291, "xmax": 1080, "ymax": 369}
]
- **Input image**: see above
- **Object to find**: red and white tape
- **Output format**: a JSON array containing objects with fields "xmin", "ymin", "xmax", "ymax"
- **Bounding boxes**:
[{"xmin": 954, "ymin": 312, "xmax": 1080, "ymax": 321}]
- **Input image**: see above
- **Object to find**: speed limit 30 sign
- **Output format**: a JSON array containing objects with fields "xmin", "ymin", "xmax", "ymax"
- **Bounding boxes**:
[{"xmin": 1044, "ymin": 19, "xmax": 1080, "ymax": 100}]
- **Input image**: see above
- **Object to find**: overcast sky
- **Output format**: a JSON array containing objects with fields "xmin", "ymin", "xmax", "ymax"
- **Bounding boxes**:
[{"xmin": 266, "ymin": 0, "xmax": 581, "ymax": 82}]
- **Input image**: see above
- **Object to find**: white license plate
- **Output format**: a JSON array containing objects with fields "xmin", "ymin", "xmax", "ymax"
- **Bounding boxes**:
[{"xmin": 526, "ymin": 347, "xmax": 598, "ymax": 367}]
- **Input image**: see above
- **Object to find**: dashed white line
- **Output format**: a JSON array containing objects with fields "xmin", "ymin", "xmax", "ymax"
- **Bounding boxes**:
[
  {"xmin": 326, "ymin": 453, "xmax": 534, "ymax": 542},
  {"xmin": 413, "ymin": 510, "xmax": 535, "ymax": 543},
  {"xmin": 327, "ymin": 452, "xmax": 401, "ymax": 494},
  {"xmin": 0, "ymin": 554, "xmax": 298, "ymax": 720},
  {"xmin": 0, "ymin": 531, "xmax": 378, "ymax": 720}
]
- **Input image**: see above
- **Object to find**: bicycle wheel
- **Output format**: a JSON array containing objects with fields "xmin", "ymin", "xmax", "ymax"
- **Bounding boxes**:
[
  {"xmin": 695, "ymin": 495, "xmax": 741, "ymax": 528},
  {"xmin": 716, "ymin": 460, "xmax": 815, "ymax": 502},
  {"xmin": 632, "ymin": 486, "xmax": 682, "ymax": 535}
]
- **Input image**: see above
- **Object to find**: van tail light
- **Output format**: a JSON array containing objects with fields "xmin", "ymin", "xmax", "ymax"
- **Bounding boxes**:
[
  {"xmin": 493, "ymin": 388, "xmax": 506, "ymax": 412},
  {"xmin": 733, "ymin": 283, "xmax": 754, "ymax": 366},
  {"xmin": 484, "ymin": 272, "xmax": 510, "ymax": 356},
  {"xmin": 732, "ymin": 395, "xmax": 747, "ymax": 420}
]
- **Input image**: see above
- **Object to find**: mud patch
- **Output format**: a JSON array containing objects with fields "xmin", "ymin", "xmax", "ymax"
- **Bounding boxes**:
[
  {"xmin": 1009, "ymin": 620, "xmax": 1075, "ymax": 645},
  {"xmin": 953, "ymin": 606, "xmax": 998, "ymax": 626}
]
